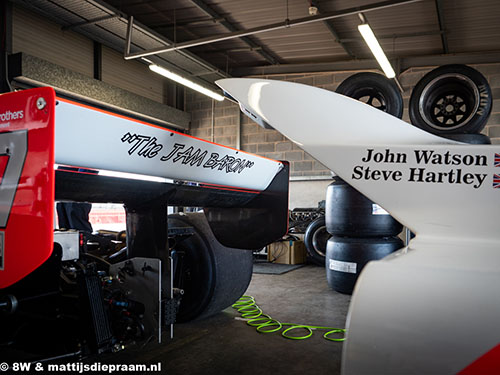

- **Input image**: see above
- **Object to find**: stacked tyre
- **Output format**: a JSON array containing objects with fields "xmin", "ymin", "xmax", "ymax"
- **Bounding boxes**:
[
  {"xmin": 336, "ymin": 72, "xmax": 403, "ymax": 119},
  {"xmin": 303, "ymin": 71, "xmax": 405, "ymax": 269},
  {"xmin": 325, "ymin": 178, "xmax": 404, "ymax": 294},
  {"xmin": 409, "ymin": 64, "xmax": 492, "ymax": 144}
]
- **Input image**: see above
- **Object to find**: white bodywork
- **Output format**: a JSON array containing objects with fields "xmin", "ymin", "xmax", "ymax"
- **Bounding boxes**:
[
  {"xmin": 217, "ymin": 78, "xmax": 500, "ymax": 374},
  {"xmin": 55, "ymin": 98, "xmax": 282, "ymax": 191}
]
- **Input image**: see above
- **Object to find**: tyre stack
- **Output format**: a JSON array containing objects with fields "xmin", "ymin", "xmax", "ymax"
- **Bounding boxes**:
[
  {"xmin": 409, "ymin": 64, "xmax": 493, "ymax": 144},
  {"xmin": 325, "ymin": 64, "xmax": 493, "ymax": 294},
  {"xmin": 336, "ymin": 72, "xmax": 404, "ymax": 118},
  {"xmin": 327, "ymin": 72, "xmax": 404, "ymax": 294},
  {"xmin": 325, "ymin": 177, "xmax": 404, "ymax": 294}
]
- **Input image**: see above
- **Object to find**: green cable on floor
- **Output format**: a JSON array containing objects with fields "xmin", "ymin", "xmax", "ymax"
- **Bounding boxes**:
[{"xmin": 232, "ymin": 295, "xmax": 346, "ymax": 342}]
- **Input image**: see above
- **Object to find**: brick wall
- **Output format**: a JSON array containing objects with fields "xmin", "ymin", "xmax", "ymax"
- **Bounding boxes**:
[{"xmin": 187, "ymin": 63, "xmax": 500, "ymax": 179}]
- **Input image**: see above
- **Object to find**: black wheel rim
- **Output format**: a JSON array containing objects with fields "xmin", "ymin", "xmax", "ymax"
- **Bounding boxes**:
[
  {"xmin": 171, "ymin": 232, "xmax": 214, "ymax": 322},
  {"xmin": 418, "ymin": 73, "xmax": 479, "ymax": 131},
  {"xmin": 349, "ymin": 88, "xmax": 388, "ymax": 112}
]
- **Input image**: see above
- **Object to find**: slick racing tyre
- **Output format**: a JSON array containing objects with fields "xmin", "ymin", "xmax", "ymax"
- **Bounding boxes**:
[
  {"xmin": 326, "ymin": 236, "xmax": 404, "ymax": 294},
  {"xmin": 325, "ymin": 177, "xmax": 403, "ymax": 237},
  {"xmin": 304, "ymin": 216, "xmax": 330, "ymax": 266},
  {"xmin": 336, "ymin": 72, "xmax": 404, "ymax": 118},
  {"xmin": 168, "ymin": 213, "xmax": 253, "ymax": 322},
  {"xmin": 409, "ymin": 64, "xmax": 492, "ymax": 134}
]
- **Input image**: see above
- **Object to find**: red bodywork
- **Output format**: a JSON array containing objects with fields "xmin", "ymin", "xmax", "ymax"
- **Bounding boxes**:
[{"xmin": 0, "ymin": 87, "xmax": 55, "ymax": 288}]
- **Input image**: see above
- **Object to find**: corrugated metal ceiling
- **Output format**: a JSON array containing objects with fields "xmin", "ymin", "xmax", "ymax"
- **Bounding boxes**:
[
  {"xmin": 12, "ymin": 0, "xmax": 500, "ymax": 80},
  {"xmin": 11, "ymin": 0, "xmax": 228, "ymax": 88},
  {"xmin": 101, "ymin": 0, "xmax": 500, "ymax": 75}
]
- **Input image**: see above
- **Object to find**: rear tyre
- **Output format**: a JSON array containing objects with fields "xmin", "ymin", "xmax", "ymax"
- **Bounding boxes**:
[
  {"xmin": 336, "ymin": 72, "xmax": 403, "ymax": 118},
  {"xmin": 304, "ymin": 216, "xmax": 330, "ymax": 266},
  {"xmin": 168, "ymin": 213, "xmax": 253, "ymax": 322}
]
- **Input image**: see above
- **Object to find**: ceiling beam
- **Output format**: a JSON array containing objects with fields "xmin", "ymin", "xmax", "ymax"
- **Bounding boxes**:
[
  {"xmin": 434, "ymin": 0, "xmax": 449, "ymax": 54},
  {"xmin": 124, "ymin": 0, "xmax": 423, "ymax": 60},
  {"xmin": 194, "ymin": 30, "xmax": 446, "ymax": 52},
  {"xmin": 196, "ymin": 47, "xmax": 265, "ymax": 55},
  {"xmin": 136, "ymin": 11, "xmax": 240, "ymax": 67},
  {"xmin": 61, "ymin": 15, "xmax": 120, "ymax": 31},
  {"xmin": 311, "ymin": 1, "xmax": 356, "ymax": 59},
  {"xmin": 230, "ymin": 51, "xmax": 500, "ymax": 76},
  {"xmin": 84, "ymin": 0, "xmax": 229, "ymax": 80},
  {"xmin": 231, "ymin": 59, "xmax": 378, "ymax": 76},
  {"xmin": 149, "ymin": 16, "xmax": 225, "ymax": 29},
  {"xmin": 188, "ymin": 0, "xmax": 280, "ymax": 65}
]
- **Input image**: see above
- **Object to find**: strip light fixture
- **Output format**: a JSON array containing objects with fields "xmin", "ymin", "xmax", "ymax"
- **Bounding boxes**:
[
  {"xmin": 358, "ymin": 23, "xmax": 396, "ymax": 79},
  {"xmin": 149, "ymin": 64, "xmax": 224, "ymax": 101}
]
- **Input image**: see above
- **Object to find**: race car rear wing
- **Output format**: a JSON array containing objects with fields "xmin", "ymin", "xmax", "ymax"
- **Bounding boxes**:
[{"xmin": 0, "ymin": 87, "xmax": 289, "ymax": 288}]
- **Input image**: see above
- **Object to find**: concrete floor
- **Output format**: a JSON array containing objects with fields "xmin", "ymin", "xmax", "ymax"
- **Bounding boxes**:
[{"xmin": 111, "ymin": 264, "xmax": 351, "ymax": 375}]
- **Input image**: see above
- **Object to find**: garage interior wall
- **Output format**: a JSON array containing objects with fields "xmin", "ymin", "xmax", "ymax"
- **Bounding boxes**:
[
  {"xmin": 187, "ymin": 65, "xmax": 500, "ymax": 208},
  {"xmin": 101, "ymin": 46, "xmax": 166, "ymax": 104},
  {"xmin": 11, "ymin": 5, "xmax": 170, "ymax": 107},
  {"xmin": 11, "ymin": 5, "xmax": 94, "ymax": 78}
]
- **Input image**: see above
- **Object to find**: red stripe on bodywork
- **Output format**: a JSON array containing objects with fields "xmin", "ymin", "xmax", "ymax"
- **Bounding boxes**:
[
  {"xmin": 459, "ymin": 344, "xmax": 500, "ymax": 375},
  {"xmin": 200, "ymin": 184, "xmax": 259, "ymax": 194}
]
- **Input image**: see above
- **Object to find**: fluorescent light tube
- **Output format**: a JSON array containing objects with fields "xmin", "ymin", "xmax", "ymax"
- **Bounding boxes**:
[
  {"xmin": 358, "ymin": 23, "xmax": 396, "ymax": 79},
  {"xmin": 149, "ymin": 64, "xmax": 224, "ymax": 101}
]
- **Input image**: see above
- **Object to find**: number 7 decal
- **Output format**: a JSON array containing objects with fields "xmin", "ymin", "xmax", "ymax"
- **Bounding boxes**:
[
  {"xmin": 0, "ymin": 130, "xmax": 28, "ymax": 228},
  {"xmin": 0, "ymin": 87, "xmax": 55, "ymax": 287}
]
